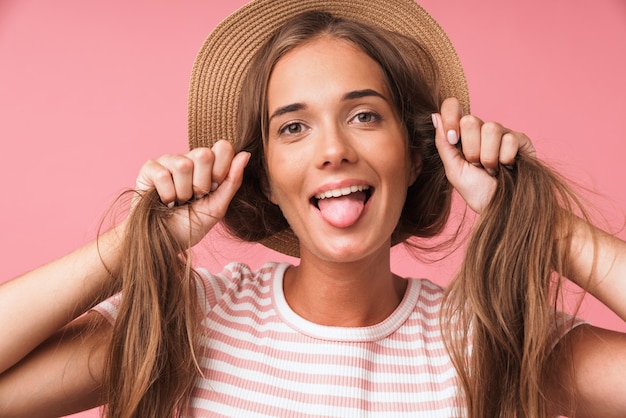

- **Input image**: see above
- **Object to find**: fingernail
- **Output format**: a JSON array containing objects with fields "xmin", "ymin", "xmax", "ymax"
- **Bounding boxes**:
[
  {"xmin": 431, "ymin": 113, "xmax": 438, "ymax": 129},
  {"xmin": 210, "ymin": 182, "xmax": 219, "ymax": 192},
  {"xmin": 167, "ymin": 201, "xmax": 175, "ymax": 209},
  {"xmin": 486, "ymin": 168, "xmax": 497, "ymax": 176},
  {"xmin": 446, "ymin": 130, "xmax": 459, "ymax": 145}
]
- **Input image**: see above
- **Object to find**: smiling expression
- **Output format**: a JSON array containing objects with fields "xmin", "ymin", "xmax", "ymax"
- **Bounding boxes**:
[{"xmin": 264, "ymin": 36, "xmax": 420, "ymax": 262}]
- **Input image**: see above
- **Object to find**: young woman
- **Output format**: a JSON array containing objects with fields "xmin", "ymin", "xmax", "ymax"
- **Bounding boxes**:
[{"xmin": 1, "ymin": 1, "xmax": 626, "ymax": 417}]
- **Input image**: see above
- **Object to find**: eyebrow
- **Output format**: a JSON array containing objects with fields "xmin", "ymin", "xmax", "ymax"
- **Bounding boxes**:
[
  {"xmin": 342, "ymin": 88, "xmax": 387, "ymax": 102},
  {"xmin": 268, "ymin": 89, "xmax": 388, "ymax": 121},
  {"xmin": 269, "ymin": 103, "xmax": 306, "ymax": 121}
]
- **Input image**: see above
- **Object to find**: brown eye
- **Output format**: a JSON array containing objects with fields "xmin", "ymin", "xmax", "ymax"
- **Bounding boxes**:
[
  {"xmin": 281, "ymin": 122, "xmax": 303, "ymax": 135},
  {"xmin": 357, "ymin": 113, "xmax": 373, "ymax": 123},
  {"xmin": 351, "ymin": 111, "xmax": 379, "ymax": 124}
]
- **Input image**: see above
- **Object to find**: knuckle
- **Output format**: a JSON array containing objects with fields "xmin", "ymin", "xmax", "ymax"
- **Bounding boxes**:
[
  {"xmin": 460, "ymin": 114, "xmax": 481, "ymax": 130},
  {"xmin": 178, "ymin": 190, "xmax": 193, "ymax": 202},
  {"xmin": 153, "ymin": 168, "xmax": 172, "ymax": 184},
  {"xmin": 502, "ymin": 132, "xmax": 518, "ymax": 147},
  {"xmin": 500, "ymin": 133, "xmax": 521, "ymax": 165},
  {"xmin": 173, "ymin": 157, "xmax": 194, "ymax": 173},
  {"xmin": 481, "ymin": 154, "xmax": 499, "ymax": 166},
  {"xmin": 463, "ymin": 148, "xmax": 480, "ymax": 160},
  {"xmin": 212, "ymin": 139, "xmax": 235, "ymax": 154},
  {"xmin": 441, "ymin": 98, "xmax": 463, "ymax": 122},
  {"xmin": 481, "ymin": 121, "xmax": 503, "ymax": 137},
  {"xmin": 442, "ymin": 97, "xmax": 461, "ymax": 109},
  {"xmin": 192, "ymin": 147, "xmax": 215, "ymax": 164},
  {"xmin": 142, "ymin": 158, "xmax": 159, "ymax": 171},
  {"xmin": 157, "ymin": 154, "xmax": 176, "ymax": 163}
]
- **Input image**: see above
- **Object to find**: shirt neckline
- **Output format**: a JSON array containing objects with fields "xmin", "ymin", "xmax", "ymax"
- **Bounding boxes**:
[{"xmin": 271, "ymin": 262, "xmax": 421, "ymax": 342}]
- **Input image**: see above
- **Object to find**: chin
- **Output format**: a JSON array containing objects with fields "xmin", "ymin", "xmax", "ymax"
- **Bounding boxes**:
[{"xmin": 304, "ymin": 236, "xmax": 391, "ymax": 264}]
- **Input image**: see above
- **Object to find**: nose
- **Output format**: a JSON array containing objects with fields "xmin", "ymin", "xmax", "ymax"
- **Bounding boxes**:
[{"xmin": 315, "ymin": 124, "xmax": 357, "ymax": 168}]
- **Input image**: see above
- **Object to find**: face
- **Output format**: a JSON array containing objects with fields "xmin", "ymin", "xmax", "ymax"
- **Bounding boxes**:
[{"xmin": 265, "ymin": 36, "xmax": 420, "ymax": 262}]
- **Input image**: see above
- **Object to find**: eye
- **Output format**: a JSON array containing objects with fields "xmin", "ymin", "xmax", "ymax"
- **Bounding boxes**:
[
  {"xmin": 280, "ymin": 122, "xmax": 305, "ymax": 135},
  {"xmin": 351, "ymin": 111, "xmax": 379, "ymax": 124}
]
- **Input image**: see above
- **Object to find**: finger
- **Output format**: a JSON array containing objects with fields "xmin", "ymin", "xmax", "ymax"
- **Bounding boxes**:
[
  {"xmin": 199, "ymin": 151, "xmax": 251, "ymax": 219},
  {"xmin": 459, "ymin": 115, "xmax": 483, "ymax": 166},
  {"xmin": 433, "ymin": 112, "xmax": 464, "ymax": 184},
  {"xmin": 479, "ymin": 121, "xmax": 507, "ymax": 174},
  {"xmin": 434, "ymin": 112, "xmax": 497, "ymax": 213},
  {"xmin": 499, "ymin": 132, "xmax": 520, "ymax": 166},
  {"xmin": 136, "ymin": 159, "xmax": 178, "ymax": 207},
  {"xmin": 517, "ymin": 131, "xmax": 536, "ymax": 158},
  {"xmin": 209, "ymin": 140, "xmax": 236, "ymax": 190},
  {"xmin": 502, "ymin": 131, "xmax": 536, "ymax": 166},
  {"xmin": 158, "ymin": 154, "xmax": 195, "ymax": 204},
  {"xmin": 440, "ymin": 97, "xmax": 463, "ymax": 146},
  {"xmin": 186, "ymin": 147, "xmax": 214, "ymax": 199}
]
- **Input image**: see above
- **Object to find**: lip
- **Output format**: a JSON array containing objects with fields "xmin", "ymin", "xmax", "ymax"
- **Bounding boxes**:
[
  {"xmin": 309, "ymin": 179, "xmax": 373, "ymax": 201},
  {"xmin": 309, "ymin": 179, "xmax": 374, "ymax": 211},
  {"xmin": 314, "ymin": 184, "xmax": 371, "ymax": 200}
]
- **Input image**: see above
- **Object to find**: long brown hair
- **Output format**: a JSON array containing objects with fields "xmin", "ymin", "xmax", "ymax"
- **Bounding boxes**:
[
  {"xmin": 102, "ymin": 10, "xmax": 585, "ymax": 417},
  {"xmin": 442, "ymin": 156, "xmax": 585, "ymax": 416},
  {"xmin": 103, "ymin": 190, "xmax": 202, "ymax": 417}
]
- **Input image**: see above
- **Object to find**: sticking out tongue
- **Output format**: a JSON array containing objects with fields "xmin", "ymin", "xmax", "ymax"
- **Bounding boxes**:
[{"xmin": 317, "ymin": 191, "xmax": 366, "ymax": 228}]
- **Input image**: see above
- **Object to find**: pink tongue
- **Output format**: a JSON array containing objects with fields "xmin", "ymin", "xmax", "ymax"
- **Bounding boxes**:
[{"xmin": 317, "ymin": 191, "xmax": 366, "ymax": 228}]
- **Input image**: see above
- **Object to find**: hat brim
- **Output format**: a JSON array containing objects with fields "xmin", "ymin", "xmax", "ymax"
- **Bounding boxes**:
[{"xmin": 187, "ymin": 0, "xmax": 470, "ymax": 257}]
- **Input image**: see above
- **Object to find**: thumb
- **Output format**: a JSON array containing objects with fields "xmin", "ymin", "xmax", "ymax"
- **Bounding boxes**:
[
  {"xmin": 432, "ymin": 113, "xmax": 465, "ymax": 186},
  {"xmin": 432, "ymin": 113, "xmax": 496, "ymax": 214},
  {"xmin": 201, "ymin": 151, "xmax": 251, "ymax": 217},
  {"xmin": 182, "ymin": 150, "xmax": 251, "ymax": 246}
]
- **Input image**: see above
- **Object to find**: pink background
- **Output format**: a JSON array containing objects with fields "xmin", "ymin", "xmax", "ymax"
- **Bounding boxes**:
[{"xmin": 1, "ymin": 1, "xmax": 625, "ymax": 416}]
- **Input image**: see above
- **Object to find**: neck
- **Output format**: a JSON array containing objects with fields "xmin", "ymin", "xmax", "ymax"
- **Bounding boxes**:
[{"xmin": 283, "ymin": 244, "xmax": 407, "ymax": 327}]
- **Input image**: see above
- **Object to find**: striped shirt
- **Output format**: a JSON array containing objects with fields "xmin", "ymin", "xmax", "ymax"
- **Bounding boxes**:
[{"xmin": 94, "ymin": 262, "xmax": 574, "ymax": 417}]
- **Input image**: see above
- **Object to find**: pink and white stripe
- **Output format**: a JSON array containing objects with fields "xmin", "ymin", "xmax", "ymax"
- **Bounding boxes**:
[
  {"xmin": 95, "ymin": 262, "xmax": 465, "ymax": 415},
  {"xmin": 189, "ymin": 262, "xmax": 462, "ymax": 416}
]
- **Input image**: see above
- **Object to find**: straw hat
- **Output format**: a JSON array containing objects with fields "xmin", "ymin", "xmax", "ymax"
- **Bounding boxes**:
[{"xmin": 187, "ymin": 0, "xmax": 470, "ymax": 256}]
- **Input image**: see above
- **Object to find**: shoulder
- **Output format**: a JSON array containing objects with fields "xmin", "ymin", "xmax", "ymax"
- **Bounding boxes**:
[
  {"xmin": 409, "ymin": 277, "xmax": 446, "ymax": 308},
  {"xmin": 546, "ymin": 324, "xmax": 626, "ymax": 416},
  {"xmin": 195, "ymin": 262, "xmax": 291, "ymax": 309},
  {"xmin": 400, "ymin": 277, "xmax": 447, "ymax": 334},
  {"xmin": 93, "ymin": 262, "xmax": 292, "ymax": 323},
  {"xmin": 195, "ymin": 261, "xmax": 288, "ymax": 289},
  {"xmin": 413, "ymin": 277, "xmax": 445, "ymax": 296}
]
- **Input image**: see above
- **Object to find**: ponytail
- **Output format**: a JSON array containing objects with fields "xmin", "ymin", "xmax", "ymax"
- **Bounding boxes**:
[
  {"xmin": 103, "ymin": 189, "xmax": 202, "ymax": 418},
  {"xmin": 443, "ymin": 153, "xmax": 583, "ymax": 417}
]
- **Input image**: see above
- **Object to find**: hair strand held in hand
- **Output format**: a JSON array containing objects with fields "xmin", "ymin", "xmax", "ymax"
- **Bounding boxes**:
[
  {"xmin": 103, "ymin": 189, "xmax": 203, "ymax": 418},
  {"xmin": 442, "ymin": 153, "xmax": 586, "ymax": 417}
]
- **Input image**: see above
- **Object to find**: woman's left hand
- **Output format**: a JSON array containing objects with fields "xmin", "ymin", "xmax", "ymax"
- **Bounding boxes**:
[{"xmin": 433, "ymin": 97, "xmax": 536, "ymax": 213}]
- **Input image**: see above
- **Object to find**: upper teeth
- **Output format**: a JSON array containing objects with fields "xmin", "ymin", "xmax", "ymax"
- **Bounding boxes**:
[{"xmin": 314, "ymin": 185, "xmax": 370, "ymax": 200}]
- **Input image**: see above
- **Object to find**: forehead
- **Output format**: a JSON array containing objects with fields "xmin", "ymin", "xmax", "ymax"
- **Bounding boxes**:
[{"xmin": 267, "ymin": 37, "xmax": 389, "ymax": 106}]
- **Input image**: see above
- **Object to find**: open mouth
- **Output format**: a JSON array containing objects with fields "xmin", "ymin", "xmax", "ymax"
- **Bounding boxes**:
[{"xmin": 310, "ymin": 185, "xmax": 373, "ymax": 209}]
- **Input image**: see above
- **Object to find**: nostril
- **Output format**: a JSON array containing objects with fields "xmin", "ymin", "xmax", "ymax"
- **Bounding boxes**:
[{"xmin": 322, "ymin": 157, "xmax": 351, "ymax": 167}]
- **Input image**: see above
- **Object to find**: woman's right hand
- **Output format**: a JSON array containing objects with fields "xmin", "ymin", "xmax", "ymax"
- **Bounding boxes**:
[{"xmin": 134, "ymin": 139, "xmax": 250, "ymax": 247}]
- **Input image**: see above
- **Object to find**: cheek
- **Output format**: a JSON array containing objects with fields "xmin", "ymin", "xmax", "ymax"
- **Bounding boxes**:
[
  {"xmin": 264, "ymin": 152, "xmax": 300, "ymax": 206},
  {"xmin": 265, "ymin": 165, "xmax": 280, "ymax": 205},
  {"xmin": 383, "ymin": 144, "xmax": 416, "ymax": 188}
]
